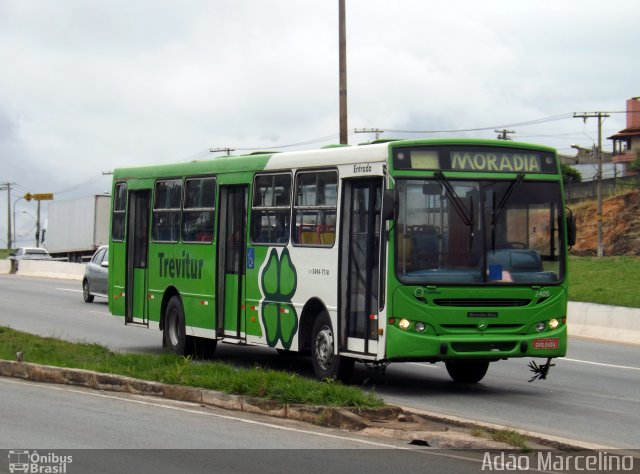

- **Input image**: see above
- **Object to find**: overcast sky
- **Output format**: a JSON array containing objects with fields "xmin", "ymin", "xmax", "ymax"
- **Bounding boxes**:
[{"xmin": 1, "ymin": 0, "xmax": 639, "ymax": 247}]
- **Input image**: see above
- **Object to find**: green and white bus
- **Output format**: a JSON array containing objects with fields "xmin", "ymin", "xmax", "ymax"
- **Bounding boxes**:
[{"xmin": 109, "ymin": 138, "xmax": 574, "ymax": 383}]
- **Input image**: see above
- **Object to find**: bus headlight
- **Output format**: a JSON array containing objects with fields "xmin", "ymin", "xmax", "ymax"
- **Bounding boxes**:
[
  {"xmin": 548, "ymin": 318, "xmax": 560, "ymax": 330},
  {"xmin": 415, "ymin": 322, "xmax": 425, "ymax": 333},
  {"xmin": 535, "ymin": 322, "xmax": 546, "ymax": 332},
  {"xmin": 398, "ymin": 319, "xmax": 411, "ymax": 331}
]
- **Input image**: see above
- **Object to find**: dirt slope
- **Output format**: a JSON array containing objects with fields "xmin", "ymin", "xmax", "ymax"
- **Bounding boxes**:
[{"xmin": 569, "ymin": 190, "xmax": 640, "ymax": 256}]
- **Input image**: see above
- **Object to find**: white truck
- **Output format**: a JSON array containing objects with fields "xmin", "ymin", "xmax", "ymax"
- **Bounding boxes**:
[{"xmin": 45, "ymin": 195, "xmax": 111, "ymax": 262}]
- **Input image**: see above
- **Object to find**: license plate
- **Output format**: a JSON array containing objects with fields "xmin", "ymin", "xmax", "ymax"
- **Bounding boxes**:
[{"xmin": 533, "ymin": 338, "xmax": 559, "ymax": 350}]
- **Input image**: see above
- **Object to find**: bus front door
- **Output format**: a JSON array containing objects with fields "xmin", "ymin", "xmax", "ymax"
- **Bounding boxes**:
[
  {"xmin": 125, "ymin": 190, "xmax": 150, "ymax": 326},
  {"xmin": 339, "ymin": 178, "xmax": 382, "ymax": 355},
  {"xmin": 217, "ymin": 185, "xmax": 248, "ymax": 339}
]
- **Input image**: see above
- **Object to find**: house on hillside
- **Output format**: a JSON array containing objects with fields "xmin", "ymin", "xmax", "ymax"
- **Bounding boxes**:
[
  {"xmin": 608, "ymin": 97, "xmax": 640, "ymax": 176},
  {"xmin": 559, "ymin": 146, "xmax": 614, "ymax": 181}
]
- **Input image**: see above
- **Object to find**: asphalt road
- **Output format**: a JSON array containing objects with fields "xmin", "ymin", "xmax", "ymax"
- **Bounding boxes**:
[
  {"xmin": 1, "ymin": 274, "xmax": 639, "ymax": 449},
  {"xmin": 0, "ymin": 378, "xmax": 486, "ymax": 474}
]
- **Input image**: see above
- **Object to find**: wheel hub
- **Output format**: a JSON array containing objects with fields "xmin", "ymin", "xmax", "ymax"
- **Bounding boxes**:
[
  {"xmin": 314, "ymin": 325, "xmax": 334, "ymax": 371},
  {"xmin": 167, "ymin": 310, "xmax": 179, "ymax": 346}
]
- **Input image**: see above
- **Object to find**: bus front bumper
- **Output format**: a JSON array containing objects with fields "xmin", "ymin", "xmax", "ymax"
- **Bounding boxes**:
[{"xmin": 385, "ymin": 324, "xmax": 567, "ymax": 361}]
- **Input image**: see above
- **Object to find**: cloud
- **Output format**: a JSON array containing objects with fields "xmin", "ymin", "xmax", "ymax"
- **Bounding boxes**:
[{"xmin": 0, "ymin": 0, "xmax": 638, "ymax": 245}]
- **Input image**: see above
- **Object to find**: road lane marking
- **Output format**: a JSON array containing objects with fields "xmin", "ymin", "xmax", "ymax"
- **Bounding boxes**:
[
  {"xmin": 0, "ymin": 378, "xmax": 510, "ymax": 470},
  {"xmin": 56, "ymin": 288, "xmax": 82, "ymax": 293},
  {"xmin": 563, "ymin": 358, "xmax": 640, "ymax": 371}
]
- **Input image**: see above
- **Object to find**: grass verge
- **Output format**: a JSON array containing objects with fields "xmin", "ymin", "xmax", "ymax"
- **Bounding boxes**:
[
  {"xmin": 471, "ymin": 427, "xmax": 529, "ymax": 450},
  {"xmin": 568, "ymin": 256, "xmax": 640, "ymax": 308},
  {"xmin": 0, "ymin": 326, "xmax": 383, "ymax": 408}
]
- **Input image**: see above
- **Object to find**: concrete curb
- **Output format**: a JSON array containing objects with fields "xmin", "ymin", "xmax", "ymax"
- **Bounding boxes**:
[
  {"xmin": 568, "ymin": 301, "xmax": 640, "ymax": 345},
  {"xmin": 0, "ymin": 359, "xmax": 610, "ymax": 450},
  {"xmin": 0, "ymin": 360, "xmax": 392, "ymax": 433}
]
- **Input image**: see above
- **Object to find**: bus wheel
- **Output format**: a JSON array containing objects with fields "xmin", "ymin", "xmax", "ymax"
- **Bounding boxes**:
[
  {"xmin": 311, "ymin": 312, "xmax": 354, "ymax": 382},
  {"xmin": 445, "ymin": 360, "xmax": 490, "ymax": 383},
  {"xmin": 82, "ymin": 280, "xmax": 94, "ymax": 303},
  {"xmin": 164, "ymin": 296, "xmax": 187, "ymax": 355}
]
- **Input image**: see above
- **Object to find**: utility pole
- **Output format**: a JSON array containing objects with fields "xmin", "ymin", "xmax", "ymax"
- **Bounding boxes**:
[
  {"xmin": 338, "ymin": 0, "xmax": 348, "ymax": 145},
  {"xmin": 354, "ymin": 128, "xmax": 384, "ymax": 141},
  {"xmin": 495, "ymin": 129, "xmax": 515, "ymax": 140},
  {"xmin": 573, "ymin": 112, "xmax": 610, "ymax": 257},
  {"xmin": 209, "ymin": 147, "xmax": 236, "ymax": 155},
  {"xmin": 0, "ymin": 182, "xmax": 16, "ymax": 250}
]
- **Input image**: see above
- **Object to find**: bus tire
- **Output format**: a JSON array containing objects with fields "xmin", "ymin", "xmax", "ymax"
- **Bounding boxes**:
[
  {"xmin": 445, "ymin": 360, "xmax": 490, "ymax": 383},
  {"xmin": 311, "ymin": 312, "xmax": 354, "ymax": 383},
  {"xmin": 82, "ymin": 280, "xmax": 94, "ymax": 303},
  {"xmin": 164, "ymin": 296, "xmax": 187, "ymax": 356}
]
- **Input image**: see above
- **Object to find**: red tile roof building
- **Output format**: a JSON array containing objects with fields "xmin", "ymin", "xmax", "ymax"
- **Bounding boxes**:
[{"xmin": 608, "ymin": 97, "xmax": 640, "ymax": 175}]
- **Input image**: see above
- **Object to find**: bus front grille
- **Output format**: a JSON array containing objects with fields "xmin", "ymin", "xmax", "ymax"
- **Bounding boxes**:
[{"xmin": 433, "ymin": 298, "xmax": 530, "ymax": 307}]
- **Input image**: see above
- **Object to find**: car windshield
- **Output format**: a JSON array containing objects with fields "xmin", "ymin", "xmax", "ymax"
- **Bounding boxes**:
[{"xmin": 395, "ymin": 178, "xmax": 564, "ymax": 285}]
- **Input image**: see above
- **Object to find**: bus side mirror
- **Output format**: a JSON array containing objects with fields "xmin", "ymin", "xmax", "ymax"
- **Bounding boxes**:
[
  {"xmin": 566, "ymin": 211, "xmax": 576, "ymax": 247},
  {"xmin": 382, "ymin": 189, "xmax": 397, "ymax": 221}
]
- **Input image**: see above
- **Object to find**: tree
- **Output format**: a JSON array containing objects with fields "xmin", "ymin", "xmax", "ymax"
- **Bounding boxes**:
[
  {"xmin": 561, "ymin": 163, "xmax": 582, "ymax": 184},
  {"xmin": 630, "ymin": 151, "xmax": 640, "ymax": 188},
  {"xmin": 629, "ymin": 151, "xmax": 640, "ymax": 174}
]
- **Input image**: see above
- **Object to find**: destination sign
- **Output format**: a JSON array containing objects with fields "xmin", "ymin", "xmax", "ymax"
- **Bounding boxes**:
[{"xmin": 393, "ymin": 146, "xmax": 558, "ymax": 174}]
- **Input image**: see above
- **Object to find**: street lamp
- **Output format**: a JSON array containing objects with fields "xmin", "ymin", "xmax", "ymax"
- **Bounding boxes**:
[
  {"xmin": 21, "ymin": 211, "xmax": 39, "ymax": 247},
  {"xmin": 13, "ymin": 196, "xmax": 24, "ymax": 246}
]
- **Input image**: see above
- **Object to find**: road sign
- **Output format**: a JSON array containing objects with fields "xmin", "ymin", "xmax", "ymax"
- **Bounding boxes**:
[
  {"xmin": 24, "ymin": 193, "xmax": 33, "ymax": 201},
  {"xmin": 33, "ymin": 193, "xmax": 54, "ymax": 201}
]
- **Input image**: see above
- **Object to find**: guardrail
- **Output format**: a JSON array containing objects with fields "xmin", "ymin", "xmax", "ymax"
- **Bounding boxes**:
[{"xmin": 0, "ymin": 259, "xmax": 85, "ymax": 280}]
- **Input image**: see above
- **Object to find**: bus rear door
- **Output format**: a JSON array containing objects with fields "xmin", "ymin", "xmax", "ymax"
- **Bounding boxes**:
[
  {"xmin": 216, "ymin": 185, "xmax": 248, "ymax": 339},
  {"xmin": 125, "ymin": 189, "xmax": 150, "ymax": 326}
]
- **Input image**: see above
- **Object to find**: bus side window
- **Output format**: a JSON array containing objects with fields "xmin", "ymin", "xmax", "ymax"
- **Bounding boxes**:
[
  {"xmin": 152, "ymin": 179, "xmax": 182, "ymax": 242},
  {"xmin": 250, "ymin": 173, "xmax": 292, "ymax": 246},
  {"xmin": 183, "ymin": 177, "xmax": 216, "ymax": 243},
  {"xmin": 293, "ymin": 170, "xmax": 337, "ymax": 247}
]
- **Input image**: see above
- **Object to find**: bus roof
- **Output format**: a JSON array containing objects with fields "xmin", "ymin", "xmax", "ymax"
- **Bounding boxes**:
[{"xmin": 112, "ymin": 138, "xmax": 557, "ymax": 180}]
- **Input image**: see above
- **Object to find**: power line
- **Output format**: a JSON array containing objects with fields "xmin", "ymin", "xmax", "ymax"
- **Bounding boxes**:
[
  {"xmin": 354, "ymin": 128, "xmax": 384, "ymax": 140},
  {"xmin": 495, "ymin": 129, "xmax": 515, "ymax": 140},
  {"xmin": 224, "ymin": 134, "xmax": 340, "ymax": 153},
  {"xmin": 383, "ymin": 113, "xmax": 574, "ymax": 134},
  {"xmin": 209, "ymin": 147, "xmax": 236, "ymax": 155}
]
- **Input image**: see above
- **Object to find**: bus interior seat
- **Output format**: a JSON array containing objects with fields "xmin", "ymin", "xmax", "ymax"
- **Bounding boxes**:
[
  {"xmin": 318, "ymin": 225, "xmax": 335, "ymax": 245},
  {"xmin": 487, "ymin": 249, "xmax": 543, "ymax": 272},
  {"xmin": 397, "ymin": 230, "xmax": 413, "ymax": 269},
  {"xmin": 298, "ymin": 225, "xmax": 318, "ymax": 245},
  {"xmin": 411, "ymin": 225, "xmax": 439, "ymax": 267}
]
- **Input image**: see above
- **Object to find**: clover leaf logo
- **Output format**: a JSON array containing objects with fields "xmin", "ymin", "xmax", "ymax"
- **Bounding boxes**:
[{"xmin": 260, "ymin": 248, "xmax": 298, "ymax": 350}]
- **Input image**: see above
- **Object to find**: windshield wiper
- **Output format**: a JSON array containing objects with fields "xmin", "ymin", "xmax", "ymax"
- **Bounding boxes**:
[
  {"xmin": 434, "ymin": 172, "xmax": 476, "ymax": 253},
  {"xmin": 490, "ymin": 173, "xmax": 524, "ymax": 253},
  {"xmin": 491, "ymin": 173, "xmax": 524, "ymax": 227},
  {"xmin": 434, "ymin": 172, "xmax": 473, "ymax": 226}
]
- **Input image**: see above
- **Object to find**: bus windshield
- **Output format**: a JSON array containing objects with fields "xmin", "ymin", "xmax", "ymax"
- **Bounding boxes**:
[{"xmin": 396, "ymin": 178, "xmax": 564, "ymax": 285}]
